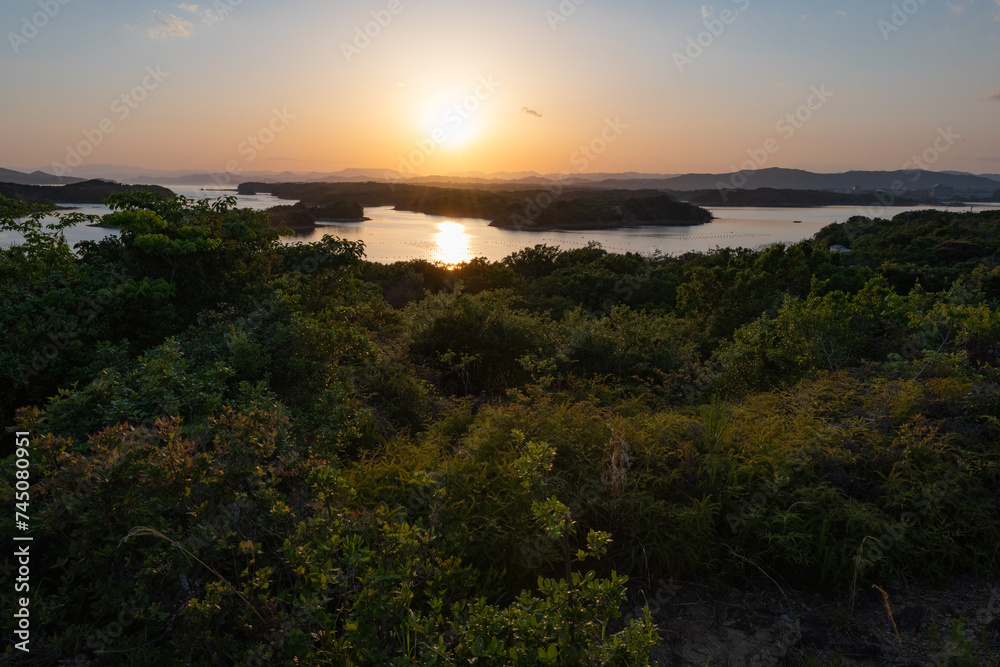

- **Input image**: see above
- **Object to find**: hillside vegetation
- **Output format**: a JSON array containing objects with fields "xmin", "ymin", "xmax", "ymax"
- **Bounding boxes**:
[{"xmin": 2, "ymin": 194, "xmax": 999, "ymax": 664}]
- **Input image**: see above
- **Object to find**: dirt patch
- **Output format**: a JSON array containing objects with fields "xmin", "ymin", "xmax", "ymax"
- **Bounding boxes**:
[{"xmin": 620, "ymin": 575, "xmax": 1000, "ymax": 665}]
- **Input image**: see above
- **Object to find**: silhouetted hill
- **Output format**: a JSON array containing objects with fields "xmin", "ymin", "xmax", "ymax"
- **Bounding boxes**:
[
  {"xmin": 675, "ymin": 188, "xmax": 924, "ymax": 207},
  {"xmin": 589, "ymin": 168, "xmax": 1000, "ymax": 193},
  {"xmin": 0, "ymin": 167, "xmax": 84, "ymax": 185},
  {"xmin": 0, "ymin": 179, "xmax": 174, "ymax": 204},
  {"xmin": 13, "ymin": 163, "xmax": 1000, "ymax": 192}
]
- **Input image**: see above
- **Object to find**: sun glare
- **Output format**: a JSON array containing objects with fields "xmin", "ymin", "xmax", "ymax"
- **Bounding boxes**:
[
  {"xmin": 433, "ymin": 221, "xmax": 472, "ymax": 267},
  {"xmin": 422, "ymin": 88, "xmax": 487, "ymax": 151}
]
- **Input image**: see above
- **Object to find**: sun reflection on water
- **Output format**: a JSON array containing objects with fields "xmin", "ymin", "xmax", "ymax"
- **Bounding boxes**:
[{"xmin": 433, "ymin": 221, "xmax": 472, "ymax": 267}]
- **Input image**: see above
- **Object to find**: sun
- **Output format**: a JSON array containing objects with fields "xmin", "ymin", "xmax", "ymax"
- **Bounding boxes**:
[
  {"xmin": 433, "ymin": 221, "xmax": 473, "ymax": 267},
  {"xmin": 422, "ymin": 88, "xmax": 486, "ymax": 151}
]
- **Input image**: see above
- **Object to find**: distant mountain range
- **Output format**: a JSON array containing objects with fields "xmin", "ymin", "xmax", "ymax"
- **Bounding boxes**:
[
  {"xmin": 944, "ymin": 170, "xmax": 1000, "ymax": 181},
  {"xmin": 5, "ymin": 165, "xmax": 1000, "ymax": 191},
  {"xmin": 15, "ymin": 164, "xmax": 680, "ymax": 186},
  {"xmin": 0, "ymin": 167, "xmax": 85, "ymax": 185},
  {"xmin": 640, "ymin": 168, "xmax": 1000, "ymax": 193}
]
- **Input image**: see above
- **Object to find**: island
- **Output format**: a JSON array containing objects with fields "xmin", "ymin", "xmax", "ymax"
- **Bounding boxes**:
[
  {"xmin": 490, "ymin": 192, "xmax": 712, "ymax": 230},
  {"xmin": 0, "ymin": 178, "xmax": 174, "ymax": 205},
  {"xmin": 267, "ymin": 201, "xmax": 369, "ymax": 230},
  {"xmin": 239, "ymin": 181, "xmax": 713, "ymax": 231}
]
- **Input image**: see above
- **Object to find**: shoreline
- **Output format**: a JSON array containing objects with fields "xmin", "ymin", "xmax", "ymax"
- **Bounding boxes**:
[
  {"xmin": 315, "ymin": 217, "xmax": 370, "ymax": 224},
  {"xmin": 488, "ymin": 218, "xmax": 713, "ymax": 231}
]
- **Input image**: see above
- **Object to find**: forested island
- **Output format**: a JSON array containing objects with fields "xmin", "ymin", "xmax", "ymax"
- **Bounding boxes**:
[
  {"xmin": 240, "ymin": 181, "xmax": 712, "ymax": 230},
  {"xmin": 266, "ymin": 201, "xmax": 368, "ymax": 229},
  {"xmin": 0, "ymin": 178, "xmax": 174, "ymax": 205},
  {"xmin": 3, "ymin": 191, "xmax": 1000, "ymax": 664}
]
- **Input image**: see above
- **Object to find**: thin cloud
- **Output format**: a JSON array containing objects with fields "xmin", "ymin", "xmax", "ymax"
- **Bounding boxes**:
[
  {"xmin": 521, "ymin": 107, "xmax": 542, "ymax": 118},
  {"xmin": 149, "ymin": 11, "xmax": 193, "ymax": 38},
  {"xmin": 988, "ymin": 87, "xmax": 1000, "ymax": 102},
  {"xmin": 701, "ymin": 6, "xmax": 714, "ymax": 20},
  {"xmin": 179, "ymin": 2, "xmax": 221, "ymax": 24},
  {"xmin": 149, "ymin": 3, "xmax": 225, "ymax": 38}
]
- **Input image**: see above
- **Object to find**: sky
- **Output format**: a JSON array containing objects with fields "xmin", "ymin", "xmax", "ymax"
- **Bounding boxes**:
[{"xmin": 2, "ymin": 0, "xmax": 1000, "ymax": 177}]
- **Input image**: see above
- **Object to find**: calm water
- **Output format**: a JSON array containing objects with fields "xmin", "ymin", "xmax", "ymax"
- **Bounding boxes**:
[
  {"xmin": 5, "ymin": 185, "xmax": 998, "ymax": 264},
  {"xmin": 286, "ymin": 203, "xmax": 1000, "ymax": 264},
  {"xmin": 0, "ymin": 185, "xmax": 288, "ymax": 248}
]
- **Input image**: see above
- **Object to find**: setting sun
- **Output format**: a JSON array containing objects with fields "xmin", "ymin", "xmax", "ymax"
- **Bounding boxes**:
[
  {"xmin": 433, "ymin": 220, "xmax": 473, "ymax": 267},
  {"xmin": 413, "ymin": 77, "xmax": 501, "ymax": 159},
  {"xmin": 426, "ymin": 97, "xmax": 482, "ymax": 150}
]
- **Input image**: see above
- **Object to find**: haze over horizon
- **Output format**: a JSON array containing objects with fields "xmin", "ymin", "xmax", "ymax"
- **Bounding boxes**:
[{"xmin": 3, "ymin": 0, "xmax": 1000, "ymax": 179}]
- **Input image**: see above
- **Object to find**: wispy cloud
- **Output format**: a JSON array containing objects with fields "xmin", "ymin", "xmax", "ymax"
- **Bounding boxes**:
[
  {"xmin": 179, "ymin": 3, "xmax": 223, "ymax": 25},
  {"xmin": 987, "ymin": 86, "xmax": 1000, "ymax": 102},
  {"xmin": 521, "ymin": 107, "xmax": 542, "ymax": 118},
  {"xmin": 701, "ymin": 5, "xmax": 713, "ymax": 20},
  {"xmin": 149, "ymin": 3, "xmax": 226, "ymax": 38},
  {"xmin": 149, "ymin": 11, "xmax": 193, "ymax": 38},
  {"xmin": 949, "ymin": 0, "xmax": 1000, "ymax": 20}
]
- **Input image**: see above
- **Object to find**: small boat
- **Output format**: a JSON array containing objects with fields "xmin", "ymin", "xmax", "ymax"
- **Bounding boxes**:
[{"xmin": 792, "ymin": 220, "xmax": 802, "ymax": 224}]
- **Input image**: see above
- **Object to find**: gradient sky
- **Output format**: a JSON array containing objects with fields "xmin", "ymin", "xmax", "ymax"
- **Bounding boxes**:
[{"xmin": 2, "ymin": 0, "xmax": 999, "ymax": 176}]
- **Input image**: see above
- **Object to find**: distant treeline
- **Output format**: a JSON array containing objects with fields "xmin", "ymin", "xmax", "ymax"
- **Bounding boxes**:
[
  {"xmin": 673, "ymin": 187, "xmax": 925, "ymax": 207},
  {"xmin": 0, "ymin": 179, "xmax": 174, "ymax": 205}
]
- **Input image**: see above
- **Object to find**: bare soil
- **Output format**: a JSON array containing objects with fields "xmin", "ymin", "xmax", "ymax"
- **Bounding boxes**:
[{"xmin": 621, "ymin": 575, "xmax": 1000, "ymax": 665}]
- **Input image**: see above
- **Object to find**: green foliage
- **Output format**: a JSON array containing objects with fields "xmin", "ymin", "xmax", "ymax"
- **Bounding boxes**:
[
  {"xmin": 928, "ymin": 617, "xmax": 999, "ymax": 666},
  {"xmin": 406, "ymin": 288, "xmax": 552, "ymax": 395},
  {"xmin": 5, "ymin": 199, "xmax": 1000, "ymax": 663},
  {"xmin": 0, "ymin": 193, "xmax": 79, "ymax": 285},
  {"xmin": 716, "ymin": 276, "xmax": 909, "ymax": 394},
  {"xmin": 550, "ymin": 305, "xmax": 703, "ymax": 399}
]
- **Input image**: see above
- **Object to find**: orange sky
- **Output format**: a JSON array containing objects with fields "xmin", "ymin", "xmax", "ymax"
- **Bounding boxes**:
[{"xmin": 2, "ymin": 0, "xmax": 1000, "ymax": 176}]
